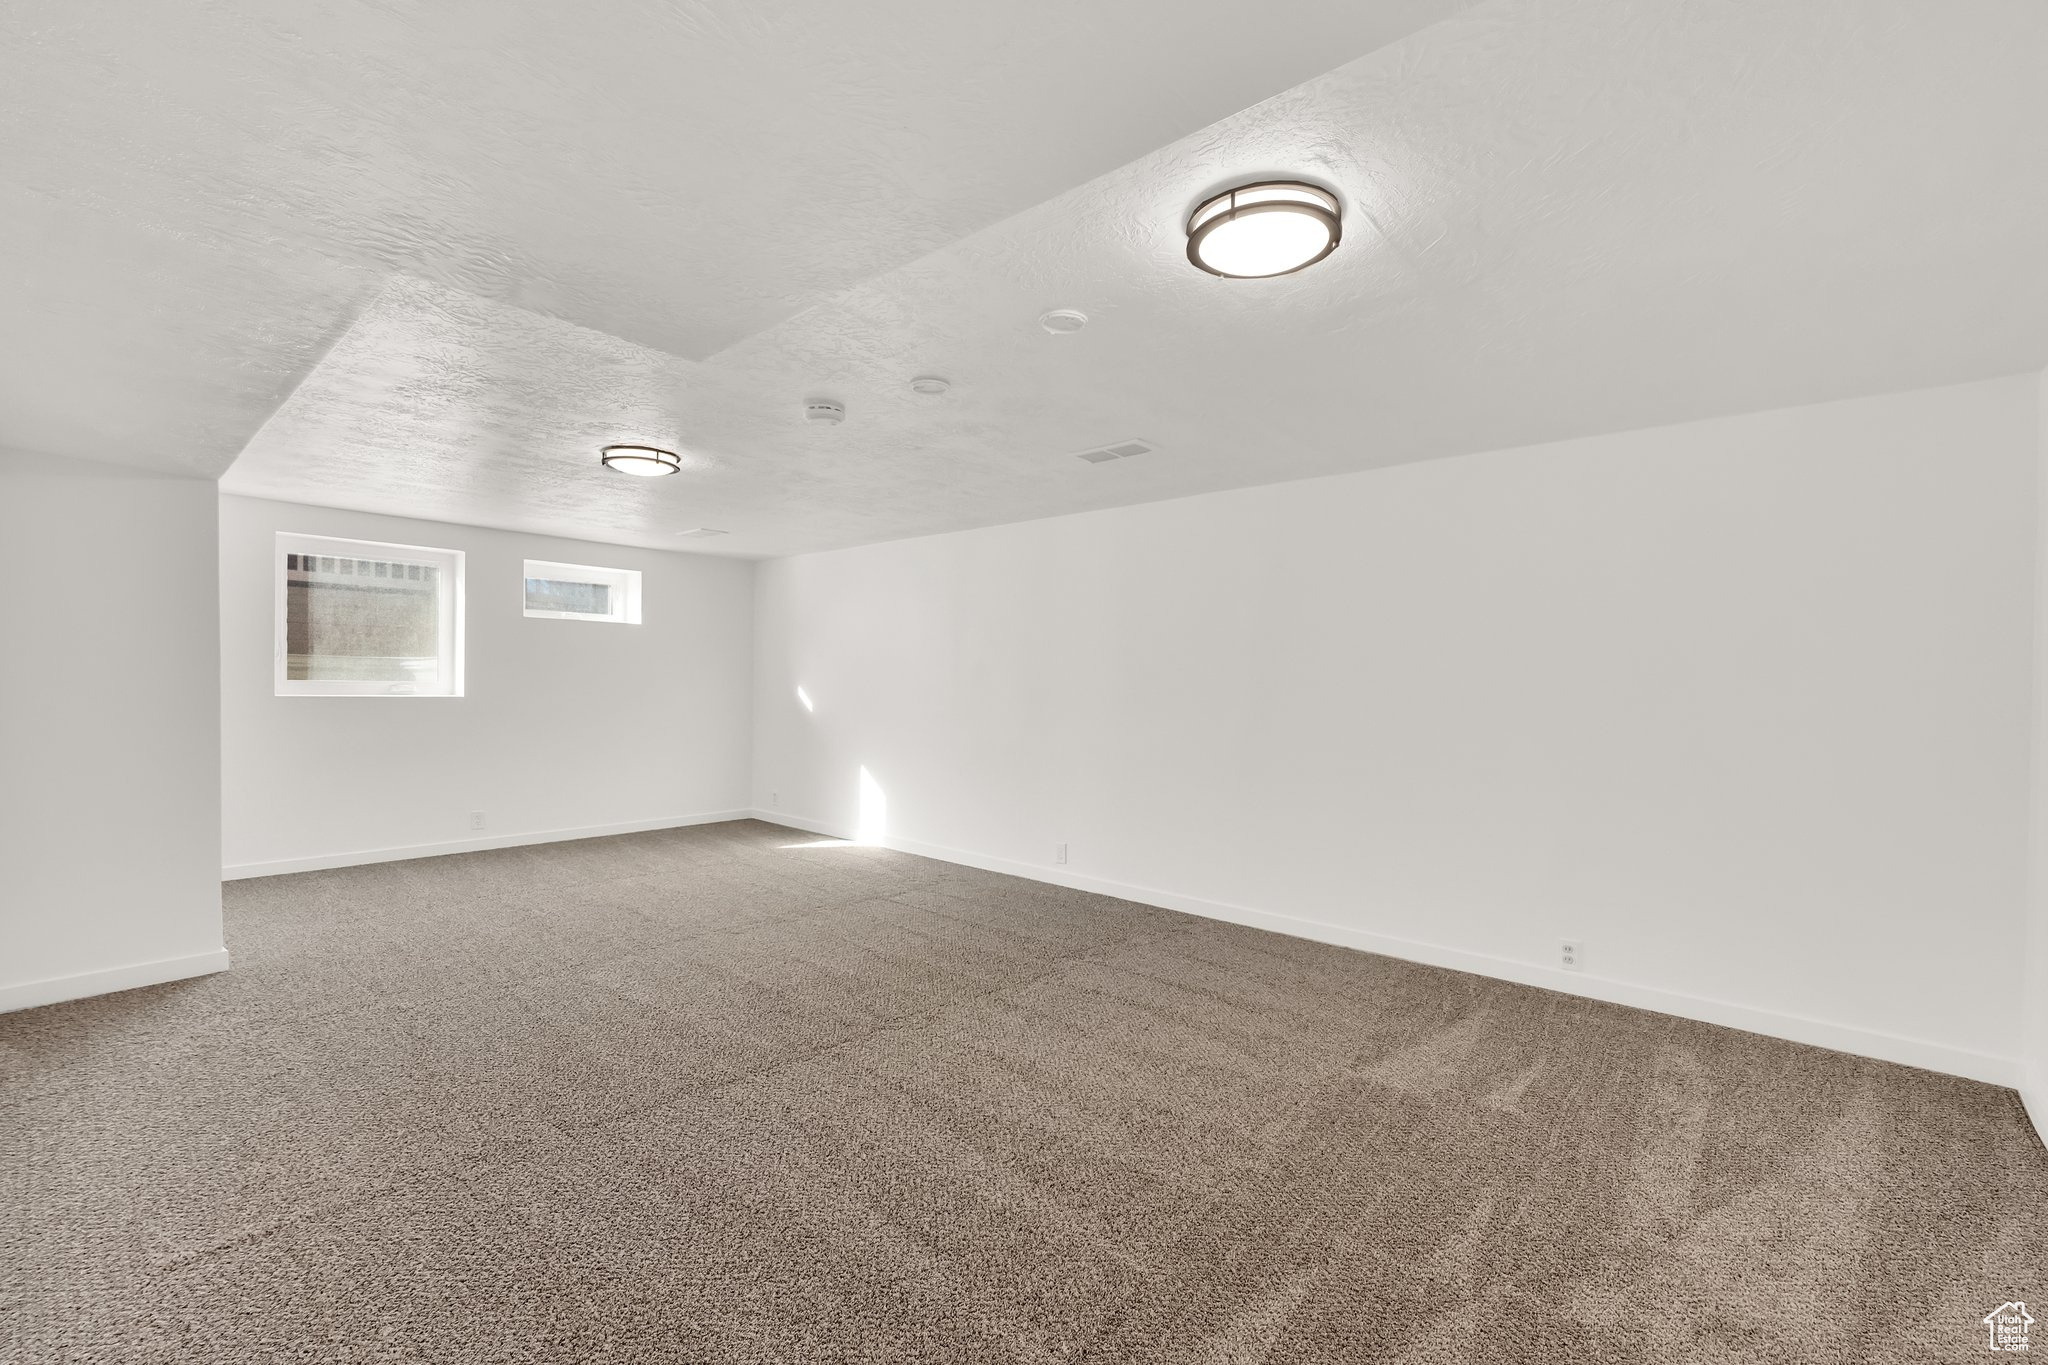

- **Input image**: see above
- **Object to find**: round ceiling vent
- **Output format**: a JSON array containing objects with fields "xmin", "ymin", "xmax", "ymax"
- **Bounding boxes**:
[
  {"xmin": 909, "ymin": 375, "xmax": 951, "ymax": 396},
  {"xmin": 1038, "ymin": 308, "xmax": 1088, "ymax": 334},
  {"xmin": 805, "ymin": 399, "xmax": 846, "ymax": 425}
]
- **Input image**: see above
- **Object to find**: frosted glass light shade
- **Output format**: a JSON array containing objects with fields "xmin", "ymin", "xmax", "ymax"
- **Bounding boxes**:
[
  {"xmin": 1186, "ymin": 181, "xmax": 1341, "ymax": 279},
  {"xmin": 599, "ymin": 444, "xmax": 682, "ymax": 476}
]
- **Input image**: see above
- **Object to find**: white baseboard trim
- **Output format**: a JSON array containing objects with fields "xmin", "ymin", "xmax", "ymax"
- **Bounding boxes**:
[
  {"xmin": 2021, "ymin": 1068, "xmax": 2048, "ymax": 1150},
  {"xmin": 223, "ymin": 809, "xmax": 757, "ymax": 881},
  {"xmin": 748, "ymin": 808, "xmax": 846, "ymax": 840},
  {"xmin": 748, "ymin": 810, "xmax": 2019, "ymax": 1089},
  {"xmin": 0, "ymin": 948, "xmax": 233, "ymax": 1015}
]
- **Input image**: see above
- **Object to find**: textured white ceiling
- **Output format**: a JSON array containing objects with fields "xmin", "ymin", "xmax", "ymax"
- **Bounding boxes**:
[
  {"xmin": 7, "ymin": 0, "xmax": 2048, "ymax": 557},
  {"xmin": 0, "ymin": 0, "xmax": 1464, "ymax": 481}
]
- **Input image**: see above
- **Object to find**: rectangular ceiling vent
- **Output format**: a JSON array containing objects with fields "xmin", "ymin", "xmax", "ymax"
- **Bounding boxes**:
[
  {"xmin": 1074, "ymin": 438, "xmax": 1155, "ymax": 465},
  {"xmin": 675, "ymin": 527, "xmax": 729, "ymax": 539}
]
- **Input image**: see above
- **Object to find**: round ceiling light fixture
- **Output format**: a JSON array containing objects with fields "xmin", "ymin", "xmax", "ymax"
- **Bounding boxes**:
[
  {"xmin": 909, "ymin": 375, "xmax": 951, "ymax": 396},
  {"xmin": 599, "ymin": 443, "xmax": 682, "ymax": 477},
  {"xmin": 1186, "ymin": 180, "xmax": 1341, "ymax": 279},
  {"xmin": 1039, "ymin": 308, "xmax": 1088, "ymax": 334}
]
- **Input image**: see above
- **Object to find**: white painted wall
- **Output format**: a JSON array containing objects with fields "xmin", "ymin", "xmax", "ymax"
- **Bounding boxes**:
[
  {"xmin": 753, "ymin": 377, "xmax": 2039, "ymax": 1085},
  {"xmin": 220, "ymin": 497, "xmax": 754, "ymax": 876},
  {"xmin": 1, "ymin": 451, "xmax": 226, "ymax": 1011}
]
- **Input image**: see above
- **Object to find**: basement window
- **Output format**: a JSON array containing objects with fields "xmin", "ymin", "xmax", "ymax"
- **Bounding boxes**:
[
  {"xmin": 276, "ymin": 533, "xmax": 464, "ymax": 697},
  {"xmin": 523, "ymin": 560, "xmax": 641, "ymax": 624}
]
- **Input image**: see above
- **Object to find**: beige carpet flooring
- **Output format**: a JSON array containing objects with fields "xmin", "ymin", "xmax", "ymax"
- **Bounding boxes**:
[{"xmin": 3, "ymin": 819, "xmax": 2043, "ymax": 1363}]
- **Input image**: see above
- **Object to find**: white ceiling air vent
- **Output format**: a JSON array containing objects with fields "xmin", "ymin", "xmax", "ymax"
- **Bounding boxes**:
[
  {"xmin": 1074, "ymin": 438, "xmax": 1154, "ymax": 464},
  {"xmin": 805, "ymin": 399, "xmax": 846, "ymax": 424},
  {"xmin": 676, "ymin": 527, "xmax": 729, "ymax": 539}
]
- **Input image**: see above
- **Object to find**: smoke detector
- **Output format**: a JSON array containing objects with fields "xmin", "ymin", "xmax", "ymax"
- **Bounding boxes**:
[
  {"xmin": 1073, "ymin": 438, "xmax": 1154, "ymax": 464},
  {"xmin": 908, "ymin": 375, "xmax": 951, "ymax": 396},
  {"xmin": 805, "ymin": 399, "xmax": 845, "ymax": 425},
  {"xmin": 1039, "ymin": 308, "xmax": 1088, "ymax": 335}
]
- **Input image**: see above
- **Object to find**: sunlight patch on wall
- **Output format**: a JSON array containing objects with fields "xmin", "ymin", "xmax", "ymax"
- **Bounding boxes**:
[{"xmin": 857, "ymin": 766, "xmax": 888, "ymax": 845}]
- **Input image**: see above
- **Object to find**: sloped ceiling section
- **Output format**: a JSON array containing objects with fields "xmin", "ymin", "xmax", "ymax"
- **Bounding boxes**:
[{"xmin": 8, "ymin": 0, "xmax": 2048, "ymax": 555}]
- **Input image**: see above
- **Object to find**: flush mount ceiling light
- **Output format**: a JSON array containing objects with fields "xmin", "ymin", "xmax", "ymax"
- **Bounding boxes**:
[
  {"xmin": 1039, "ymin": 308, "xmax": 1088, "ymax": 334},
  {"xmin": 599, "ymin": 443, "xmax": 682, "ymax": 477},
  {"xmin": 1186, "ymin": 180, "xmax": 1341, "ymax": 279}
]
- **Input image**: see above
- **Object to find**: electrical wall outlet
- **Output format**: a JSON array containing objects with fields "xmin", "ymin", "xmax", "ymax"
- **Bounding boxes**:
[
  {"xmin": 1054, "ymin": 842, "xmax": 1068, "ymax": 865},
  {"xmin": 1559, "ymin": 939, "xmax": 1583, "ymax": 972},
  {"xmin": 469, "ymin": 811, "xmax": 486, "ymax": 831}
]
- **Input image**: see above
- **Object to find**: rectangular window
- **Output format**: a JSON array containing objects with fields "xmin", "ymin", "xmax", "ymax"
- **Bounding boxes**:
[
  {"xmin": 523, "ymin": 559, "xmax": 641, "ymax": 624},
  {"xmin": 276, "ymin": 533, "xmax": 464, "ymax": 697}
]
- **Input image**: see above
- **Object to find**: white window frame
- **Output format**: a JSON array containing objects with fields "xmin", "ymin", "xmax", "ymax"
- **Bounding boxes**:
[
  {"xmin": 275, "ymin": 532, "xmax": 466, "ymax": 698},
  {"xmin": 522, "ymin": 559, "xmax": 642, "ymax": 625}
]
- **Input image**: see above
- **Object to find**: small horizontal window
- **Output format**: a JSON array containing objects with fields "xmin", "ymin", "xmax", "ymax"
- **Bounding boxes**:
[
  {"xmin": 277, "ymin": 533, "xmax": 464, "ymax": 697},
  {"xmin": 523, "ymin": 560, "xmax": 641, "ymax": 624}
]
